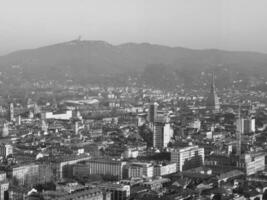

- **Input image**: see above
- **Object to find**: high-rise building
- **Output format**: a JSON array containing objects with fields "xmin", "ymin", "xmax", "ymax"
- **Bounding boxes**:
[
  {"xmin": 249, "ymin": 118, "xmax": 256, "ymax": 133},
  {"xmin": 74, "ymin": 121, "xmax": 79, "ymax": 135},
  {"xmin": 236, "ymin": 114, "xmax": 256, "ymax": 156},
  {"xmin": 9, "ymin": 103, "xmax": 14, "ymax": 122},
  {"xmin": 235, "ymin": 105, "xmax": 251, "ymax": 155},
  {"xmin": 1, "ymin": 123, "xmax": 9, "ymax": 138},
  {"xmin": 171, "ymin": 145, "xmax": 204, "ymax": 172},
  {"xmin": 236, "ymin": 108, "xmax": 242, "ymax": 156},
  {"xmin": 147, "ymin": 102, "xmax": 158, "ymax": 123},
  {"xmin": 236, "ymin": 117, "xmax": 255, "ymax": 134},
  {"xmin": 163, "ymin": 123, "xmax": 173, "ymax": 148},
  {"xmin": 0, "ymin": 181, "xmax": 8, "ymax": 200},
  {"xmin": 237, "ymin": 152, "xmax": 265, "ymax": 175},
  {"xmin": 41, "ymin": 119, "xmax": 48, "ymax": 134},
  {"xmin": 0, "ymin": 144, "xmax": 13, "ymax": 158},
  {"xmin": 153, "ymin": 122, "xmax": 173, "ymax": 149},
  {"xmin": 206, "ymin": 72, "xmax": 220, "ymax": 112},
  {"xmin": 16, "ymin": 115, "xmax": 21, "ymax": 125}
]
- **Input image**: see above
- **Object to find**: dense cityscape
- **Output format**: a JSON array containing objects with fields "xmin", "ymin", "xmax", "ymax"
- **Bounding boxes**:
[
  {"xmin": 2, "ymin": 1, "xmax": 267, "ymax": 200},
  {"xmin": 0, "ymin": 71, "xmax": 265, "ymax": 200}
]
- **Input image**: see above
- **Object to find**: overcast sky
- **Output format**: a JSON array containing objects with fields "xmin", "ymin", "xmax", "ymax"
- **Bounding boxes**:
[{"xmin": 0, "ymin": 0, "xmax": 267, "ymax": 55}]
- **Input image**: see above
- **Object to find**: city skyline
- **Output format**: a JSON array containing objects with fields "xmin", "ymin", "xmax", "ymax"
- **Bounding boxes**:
[{"xmin": 1, "ymin": 1, "xmax": 267, "ymax": 199}]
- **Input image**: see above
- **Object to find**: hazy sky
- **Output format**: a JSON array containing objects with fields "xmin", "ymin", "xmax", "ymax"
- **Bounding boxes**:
[{"xmin": 1, "ymin": 0, "xmax": 267, "ymax": 55}]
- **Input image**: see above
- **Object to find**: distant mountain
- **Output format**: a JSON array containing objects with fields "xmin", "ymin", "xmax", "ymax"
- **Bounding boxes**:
[{"xmin": 0, "ymin": 40, "xmax": 266, "ymax": 88}]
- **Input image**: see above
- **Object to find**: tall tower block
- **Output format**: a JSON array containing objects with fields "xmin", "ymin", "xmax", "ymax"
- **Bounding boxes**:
[
  {"xmin": 147, "ymin": 102, "xmax": 158, "ymax": 123},
  {"xmin": 236, "ymin": 104, "xmax": 242, "ymax": 156},
  {"xmin": 206, "ymin": 72, "xmax": 220, "ymax": 112},
  {"xmin": 74, "ymin": 121, "xmax": 79, "ymax": 135},
  {"xmin": 9, "ymin": 103, "xmax": 14, "ymax": 122}
]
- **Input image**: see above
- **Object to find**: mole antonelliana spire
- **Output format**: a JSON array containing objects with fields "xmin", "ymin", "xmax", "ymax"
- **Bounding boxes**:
[{"xmin": 206, "ymin": 72, "xmax": 220, "ymax": 112}]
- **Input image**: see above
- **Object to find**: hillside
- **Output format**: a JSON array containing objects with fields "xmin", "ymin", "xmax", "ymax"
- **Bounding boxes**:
[{"xmin": 0, "ymin": 40, "xmax": 266, "ymax": 88}]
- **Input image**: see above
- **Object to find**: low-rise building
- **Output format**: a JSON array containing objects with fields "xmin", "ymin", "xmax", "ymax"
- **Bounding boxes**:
[
  {"xmin": 8, "ymin": 163, "xmax": 39, "ymax": 186},
  {"xmin": 127, "ymin": 162, "xmax": 153, "ymax": 178},
  {"xmin": 74, "ymin": 159, "xmax": 126, "ymax": 180},
  {"xmin": 153, "ymin": 163, "xmax": 177, "ymax": 177},
  {"xmin": 43, "ymin": 188, "xmax": 110, "ymax": 200},
  {"xmin": 98, "ymin": 183, "xmax": 130, "ymax": 200}
]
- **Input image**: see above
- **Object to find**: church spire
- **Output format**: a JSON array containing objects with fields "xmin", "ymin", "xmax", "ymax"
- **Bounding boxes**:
[
  {"xmin": 206, "ymin": 72, "xmax": 220, "ymax": 112},
  {"xmin": 211, "ymin": 72, "xmax": 215, "ymax": 89}
]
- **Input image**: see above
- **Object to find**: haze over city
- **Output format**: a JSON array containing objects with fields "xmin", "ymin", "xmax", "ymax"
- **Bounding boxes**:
[
  {"xmin": 2, "ymin": 1, "xmax": 267, "ymax": 200},
  {"xmin": 1, "ymin": 0, "xmax": 267, "ymax": 55}
]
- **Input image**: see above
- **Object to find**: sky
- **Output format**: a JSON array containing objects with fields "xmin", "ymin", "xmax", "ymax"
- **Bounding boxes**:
[{"xmin": 0, "ymin": 0, "xmax": 267, "ymax": 55}]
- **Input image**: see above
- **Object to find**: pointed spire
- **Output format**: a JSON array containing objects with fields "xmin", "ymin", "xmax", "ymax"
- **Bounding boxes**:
[
  {"xmin": 206, "ymin": 72, "xmax": 220, "ymax": 112},
  {"xmin": 211, "ymin": 72, "xmax": 215, "ymax": 89}
]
